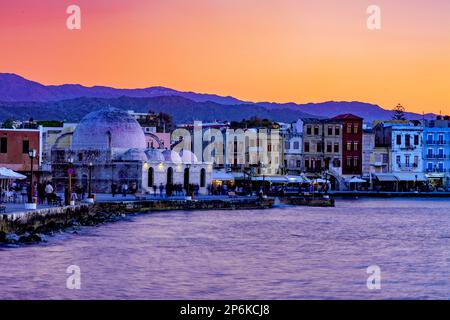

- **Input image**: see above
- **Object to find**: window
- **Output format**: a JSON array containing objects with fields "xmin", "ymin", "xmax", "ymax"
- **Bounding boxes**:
[
  {"xmin": 353, "ymin": 142, "xmax": 358, "ymax": 151},
  {"xmin": 306, "ymin": 126, "xmax": 312, "ymax": 135},
  {"xmin": 405, "ymin": 155, "xmax": 410, "ymax": 167},
  {"xmin": 285, "ymin": 141, "xmax": 290, "ymax": 150},
  {"xmin": 0, "ymin": 137, "xmax": 7, "ymax": 153},
  {"xmin": 334, "ymin": 143, "xmax": 339, "ymax": 153},
  {"xmin": 335, "ymin": 126, "xmax": 340, "ymax": 136},
  {"xmin": 427, "ymin": 134, "xmax": 433, "ymax": 144},
  {"xmin": 438, "ymin": 162, "xmax": 444, "ymax": 173},
  {"xmin": 22, "ymin": 140, "xmax": 29, "ymax": 154},
  {"xmin": 353, "ymin": 156, "xmax": 359, "ymax": 168},
  {"xmin": 405, "ymin": 135, "xmax": 411, "ymax": 147},
  {"xmin": 296, "ymin": 160, "xmax": 301, "ymax": 168},
  {"xmin": 328, "ymin": 126, "xmax": 333, "ymax": 136},
  {"xmin": 293, "ymin": 141, "xmax": 299, "ymax": 150},
  {"xmin": 326, "ymin": 142, "xmax": 332, "ymax": 153},
  {"xmin": 382, "ymin": 154, "xmax": 389, "ymax": 164},
  {"xmin": 438, "ymin": 134, "xmax": 444, "ymax": 144},
  {"xmin": 317, "ymin": 142, "xmax": 322, "ymax": 153},
  {"xmin": 304, "ymin": 142, "xmax": 310, "ymax": 152},
  {"xmin": 427, "ymin": 162, "xmax": 433, "ymax": 172},
  {"xmin": 438, "ymin": 148, "xmax": 444, "ymax": 158},
  {"xmin": 347, "ymin": 124, "xmax": 352, "ymax": 134},
  {"xmin": 304, "ymin": 159, "xmax": 310, "ymax": 168},
  {"xmin": 396, "ymin": 155, "xmax": 401, "ymax": 164},
  {"xmin": 314, "ymin": 126, "xmax": 319, "ymax": 135},
  {"xmin": 396, "ymin": 135, "xmax": 402, "ymax": 145},
  {"xmin": 347, "ymin": 142, "xmax": 352, "ymax": 151},
  {"xmin": 414, "ymin": 135, "xmax": 419, "ymax": 145},
  {"xmin": 346, "ymin": 157, "xmax": 352, "ymax": 167},
  {"xmin": 427, "ymin": 148, "xmax": 433, "ymax": 158},
  {"xmin": 353, "ymin": 124, "xmax": 359, "ymax": 134},
  {"xmin": 414, "ymin": 156, "xmax": 419, "ymax": 167}
]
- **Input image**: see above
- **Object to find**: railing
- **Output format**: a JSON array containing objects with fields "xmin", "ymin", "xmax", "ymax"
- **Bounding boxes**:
[{"xmin": 426, "ymin": 140, "xmax": 447, "ymax": 145}]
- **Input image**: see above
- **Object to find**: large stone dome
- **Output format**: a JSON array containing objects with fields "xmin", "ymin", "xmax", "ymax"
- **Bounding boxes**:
[{"xmin": 72, "ymin": 107, "xmax": 146, "ymax": 151}]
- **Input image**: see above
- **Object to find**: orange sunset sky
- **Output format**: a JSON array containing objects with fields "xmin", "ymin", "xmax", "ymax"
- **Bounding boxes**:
[{"xmin": 1, "ymin": 0, "xmax": 449, "ymax": 114}]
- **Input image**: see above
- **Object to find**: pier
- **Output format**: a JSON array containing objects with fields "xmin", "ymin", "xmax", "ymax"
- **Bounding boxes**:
[{"xmin": 0, "ymin": 197, "xmax": 274, "ymax": 244}]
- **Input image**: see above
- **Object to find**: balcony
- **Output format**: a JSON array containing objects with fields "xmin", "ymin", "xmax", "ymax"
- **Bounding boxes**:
[
  {"xmin": 399, "ymin": 145, "xmax": 416, "ymax": 151},
  {"xmin": 426, "ymin": 154, "xmax": 447, "ymax": 159},
  {"xmin": 426, "ymin": 140, "xmax": 446, "ymax": 145}
]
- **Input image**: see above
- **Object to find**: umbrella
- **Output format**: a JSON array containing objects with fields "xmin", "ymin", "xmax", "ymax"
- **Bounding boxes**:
[
  {"xmin": 0, "ymin": 167, "xmax": 27, "ymax": 180},
  {"xmin": 348, "ymin": 177, "xmax": 366, "ymax": 183}
]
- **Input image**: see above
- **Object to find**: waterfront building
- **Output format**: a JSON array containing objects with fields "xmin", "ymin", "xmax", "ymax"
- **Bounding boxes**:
[
  {"xmin": 41, "ymin": 123, "xmax": 77, "ymax": 173},
  {"xmin": 51, "ymin": 108, "xmax": 212, "ymax": 194},
  {"xmin": 300, "ymin": 118, "xmax": 343, "ymax": 189},
  {"xmin": 373, "ymin": 121, "xmax": 426, "ymax": 190},
  {"xmin": 422, "ymin": 116, "xmax": 450, "ymax": 188},
  {"xmin": 282, "ymin": 121, "xmax": 303, "ymax": 175},
  {"xmin": 0, "ymin": 127, "xmax": 42, "ymax": 181},
  {"xmin": 362, "ymin": 128, "xmax": 375, "ymax": 175},
  {"xmin": 332, "ymin": 114, "xmax": 363, "ymax": 177}
]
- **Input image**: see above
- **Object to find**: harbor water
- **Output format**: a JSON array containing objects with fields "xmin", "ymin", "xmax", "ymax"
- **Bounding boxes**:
[{"xmin": 1, "ymin": 198, "xmax": 450, "ymax": 299}]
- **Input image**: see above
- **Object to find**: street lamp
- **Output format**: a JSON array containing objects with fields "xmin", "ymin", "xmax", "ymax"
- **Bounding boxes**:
[
  {"xmin": 67, "ymin": 156, "xmax": 74, "ymax": 205},
  {"xmin": 88, "ymin": 162, "xmax": 93, "ymax": 200},
  {"xmin": 26, "ymin": 149, "xmax": 37, "ymax": 209}
]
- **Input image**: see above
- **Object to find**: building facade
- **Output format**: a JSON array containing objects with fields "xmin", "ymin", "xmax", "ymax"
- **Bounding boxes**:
[
  {"xmin": 51, "ymin": 108, "xmax": 212, "ymax": 194},
  {"xmin": 0, "ymin": 128, "xmax": 42, "ymax": 180},
  {"xmin": 333, "ymin": 114, "xmax": 363, "ymax": 176},
  {"xmin": 374, "ymin": 121, "xmax": 425, "ymax": 189},
  {"xmin": 422, "ymin": 116, "xmax": 450, "ymax": 188}
]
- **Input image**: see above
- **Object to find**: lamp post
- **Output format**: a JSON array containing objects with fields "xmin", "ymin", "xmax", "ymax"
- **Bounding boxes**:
[
  {"xmin": 185, "ymin": 163, "xmax": 191, "ymax": 199},
  {"xmin": 26, "ymin": 149, "xmax": 37, "ymax": 209},
  {"xmin": 88, "ymin": 162, "xmax": 93, "ymax": 201},
  {"xmin": 67, "ymin": 156, "xmax": 74, "ymax": 205}
]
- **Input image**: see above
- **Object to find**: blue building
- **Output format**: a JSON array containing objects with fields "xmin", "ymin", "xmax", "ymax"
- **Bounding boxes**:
[{"xmin": 423, "ymin": 116, "xmax": 450, "ymax": 189}]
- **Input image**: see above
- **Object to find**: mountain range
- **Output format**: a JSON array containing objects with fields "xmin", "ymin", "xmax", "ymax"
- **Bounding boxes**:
[{"xmin": 0, "ymin": 73, "xmax": 435, "ymax": 123}]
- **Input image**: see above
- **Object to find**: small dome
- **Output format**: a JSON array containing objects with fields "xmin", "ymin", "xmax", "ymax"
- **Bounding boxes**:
[
  {"xmin": 118, "ymin": 148, "xmax": 147, "ymax": 161},
  {"xmin": 72, "ymin": 107, "xmax": 146, "ymax": 151},
  {"xmin": 162, "ymin": 149, "xmax": 182, "ymax": 164},
  {"xmin": 145, "ymin": 149, "xmax": 165, "ymax": 162},
  {"xmin": 179, "ymin": 150, "xmax": 199, "ymax": 164}
]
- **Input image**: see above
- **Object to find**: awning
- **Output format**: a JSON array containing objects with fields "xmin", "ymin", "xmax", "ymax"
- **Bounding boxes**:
[
  {"xmin": 285, "ymin": 175, "xmax": 310, "ymax": 183},
  {"xmin": 212, "ymin": 171, "xmax": 235, "ymax": 181},
  {"xmin": 0, "ymin": 167, "xmax": 27, "ymax": 180},
  {"xmin": 394, "ymin": 173, "xmax": 427, "ymax": 182},
  {"xmin": 251, "ymin": 175, "xmax": 311, "ymax": 183},
  {"xmin": 374, "ymin": 174, "xmax": 398, "ymax": 182}
]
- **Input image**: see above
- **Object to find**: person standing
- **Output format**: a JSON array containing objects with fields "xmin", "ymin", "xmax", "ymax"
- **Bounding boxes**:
[
  {"xmin": 159, "ymin": 183, "xmax": 164, "ymax": 198},
  {"xmin": 111, "ymin": 182, "xmax": 117, "ymax": 197},
  {"xmin": 122, "ymin": 183, "xmax": 128, "ymax": 197},
  {"xmin": 45, "ymin": 182, "xmax": 54, "ymax": 205}
]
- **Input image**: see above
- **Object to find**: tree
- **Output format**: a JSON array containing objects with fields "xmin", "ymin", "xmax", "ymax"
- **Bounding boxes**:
[
  {"xmin": 138, "ymin": 110, "xmax": 174, "ymax": 132},
  {"xmin": 2, "ymin": 119, "xmax": 14, "ymax": 128},
  {"xmin": 392, "ymin": 104, "xmax": 406, "ymax": 121}
]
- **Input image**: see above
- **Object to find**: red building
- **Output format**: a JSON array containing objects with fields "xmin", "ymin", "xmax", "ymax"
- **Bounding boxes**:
[
  {"xmin": 332, "ymin": 114, "xmax": 363, "ymax": 175},
  {"xmin": 0, "ymin": 129, "xmax": 42, "ymax": 178}
]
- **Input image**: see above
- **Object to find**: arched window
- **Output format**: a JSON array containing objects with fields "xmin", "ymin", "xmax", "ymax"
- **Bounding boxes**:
[
  {"xmin": 184, "ymin": 167, "xmax": 190, "ymax": 190},
  {"xmin": 167, "ymin": 167, "xmax": 173, "ymax": 185},
  {"xmin": 148, "ymin": 167, "xmax": 154, "ymax": 187},
  {"xmin": 200, "ymin": 168, "xmax": 206, "ymax": 188}
]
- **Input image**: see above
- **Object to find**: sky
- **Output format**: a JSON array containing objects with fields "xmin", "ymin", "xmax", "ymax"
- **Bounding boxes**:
[{"xmin": 0, "ymin": 0, "xmax": 449, "ymax": 114}]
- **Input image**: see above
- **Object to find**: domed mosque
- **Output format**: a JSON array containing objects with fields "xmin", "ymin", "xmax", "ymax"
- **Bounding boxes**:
[{"xmin": 51, "ymin": 107, "xmax": 212, "ymax": 194}]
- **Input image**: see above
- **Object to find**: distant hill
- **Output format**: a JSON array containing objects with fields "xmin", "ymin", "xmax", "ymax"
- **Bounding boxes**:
[
  {"xmin": 0, "ymin": 73, "xmax": 436, "ymax": 122},
  {"xmin": 0, "ymin": 96, "xmax": 316, "ymax": 123}
]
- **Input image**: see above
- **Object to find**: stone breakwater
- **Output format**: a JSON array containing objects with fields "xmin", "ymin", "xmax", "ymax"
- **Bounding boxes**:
[{"xmin": 0, "ymin": 197, "xmax": 274, "ymax": 244}]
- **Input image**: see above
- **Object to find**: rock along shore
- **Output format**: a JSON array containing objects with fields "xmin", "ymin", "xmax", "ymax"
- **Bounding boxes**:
[{"xmin": 0, "ymin": 197, "xmax": 274, "ymax": 245}]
